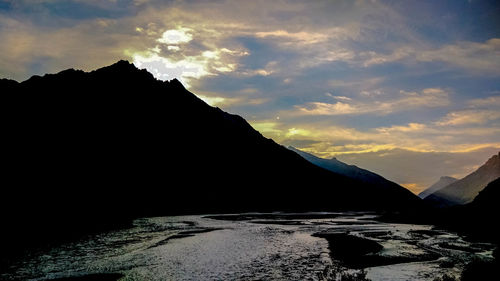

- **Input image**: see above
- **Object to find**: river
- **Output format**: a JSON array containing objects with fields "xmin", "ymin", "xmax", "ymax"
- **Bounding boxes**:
[{"xmin": 1, "ymin": 212, "xmax": 495, "ymax": 281}]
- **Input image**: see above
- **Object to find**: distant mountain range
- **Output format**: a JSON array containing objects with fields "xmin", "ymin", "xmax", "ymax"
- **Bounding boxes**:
[
  {"xmin": 0, "ymin": 61, "xmax": 423, "ymax": 250},
  {"xmin": 288, "ymin": 147, "xmax": 417, "ymax": 199},
  {"xmin": 424, "ymin": 152, "xmax": 500, "ymax": 206},
  {"xmin": 418, "ymin": 176, "xmax": 457, "ymax": 199}
]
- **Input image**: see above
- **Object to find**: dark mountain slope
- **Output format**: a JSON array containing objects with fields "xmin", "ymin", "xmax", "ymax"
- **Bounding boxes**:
[
  {"xmin": 435, "ymin": 178, "xmax": 500, "ymax": 278},
  {"xmin": 425, "ymin": 152, "xmax": 500, "ymax": 206},
  {"xmin": 1, "ymin": 61, "xmax": 422, "ymax": 250},
  {"xmin": 418, "ymin": 176, "xmax": 457, "ymax": 199},
  {"xmin": 467, "ymin": 177, "xmax": 500, "ymax": 212},
  {"xmin": 289, "ymin": 147, "xmax": 418, "ymax": 202},
  {"xmin": 435, "ymin": 178, "xmax": 500, "ymax": 242}
]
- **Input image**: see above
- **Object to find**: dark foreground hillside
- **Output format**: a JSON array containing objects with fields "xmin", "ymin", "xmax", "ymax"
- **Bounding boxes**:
[
  {"xmin": 438, "ymin": 177, "xmax": 500, "ymax": 242},
  {"xmin": 0, "ymin": 61, "xmax": 422, "ymax": 253}
]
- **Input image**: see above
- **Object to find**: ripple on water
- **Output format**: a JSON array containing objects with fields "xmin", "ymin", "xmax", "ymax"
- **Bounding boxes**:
[{"xmin": 0, "ymin": 213, "xmax": 495, "ymax": 281}]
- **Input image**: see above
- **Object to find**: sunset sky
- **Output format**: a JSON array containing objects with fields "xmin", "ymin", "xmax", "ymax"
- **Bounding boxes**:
[{"xmin": 1, "ymin": 0, "xmax": 499, "ymax": 193}]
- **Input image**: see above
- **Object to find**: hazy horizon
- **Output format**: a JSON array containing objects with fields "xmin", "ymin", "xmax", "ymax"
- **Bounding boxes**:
[{"xmin": 1, "ymin": 0, "xmax": 499, "ymax": 193}]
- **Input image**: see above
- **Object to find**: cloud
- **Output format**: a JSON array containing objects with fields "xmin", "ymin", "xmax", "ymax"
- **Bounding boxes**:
[
  {"xmin": 323, "ymin": 49, "xmax": 356, "ymax": 62},
  {"xmin": 250, "ymin": 121, "xmax": 283, "ymax": 136},
  {"xmin": 2, "ymin": 0, "xmax": 499, "ymax": 84},
  {"xmin": 359, "ymin": 38, "xmax": 500, "ymax": 75},
  {"xmin": 325, "ymin": 93, "xmax": 352, "ymax": 101},
  {"xmin": 433, "ymin": 94, "xmax": 500, "ymax": 127},
  {"xmin": 436, "ymin": 110, "xmax": 500, "ymax": 126},
  {"xmin": 361, "ymin": 47, "xmax": 414, "ymax": 67},
  {"xmin": 3, "ymin": 0, "xmax": 495, "ymax": 85},
  {"xmin": 251, "ymin": 112, "xmax": 500, "ymax": 165},
  {"xmin": 157, "ymin": 28, "xmax": 193, "ymax": 44},
  {"xmin": 395, "ymin": 88, "xmax": 450, "ymax": 107},
  {"xmin": 130, "ymin": 25, "xmax": 251, "ymax": 88},
  {"xmin": 376, "ymin": 123, "xmax": 426, "ymax": 133},
  {"xmin": 293, "ymin": 88, "xmax": 449, "ymax": 116},
  {"xmin": 296, "ymin": 102, "xmax": 357, "ymax": 115},
  {"xmin": 328, "ymin": 77, "xmax": 385, "ymax": 90},
  {"xmin": 132, "ymin": 51, "xmax": 212, "ymax": 88},
  {"xmin": 236, "ymin": 61, "xmax": 278, "ymax": 77},
  {"xmin": 286, "ymin": 127, "xmax": 314, "ymax": 138},
  {"xmin": 467, "ymin": 95, "xmax": 500, "ymax": 107},
  {"xmin": 0, "ymin": 1, "xmax": 255, "ymax": 81},
  {"xmin": 195, "ymin": 94, "xmax": 227, "ymax": 107},
  {"xmin": 255, "ymin": 30, "xmax": 330, "ymax": 45},
  {"xmin": 194, "ymin": 91, "xmax": 269, "ymax": 108},
  {"xmin": 0, "ymin": 15, "xmax": 149, "ymax": 80},
  {"xmin": 328, "ymin": 77, "xmax": 386, "ymax": 98},
  {"xmin": 417, "ymin": 38, "xmax": 500, "ymax": 74}
]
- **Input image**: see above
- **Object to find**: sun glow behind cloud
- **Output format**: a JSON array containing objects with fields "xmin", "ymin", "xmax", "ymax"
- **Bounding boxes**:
[
  {"xmin": 131, "ymin": 25, "xmax": 250, "ymax": 88},
  {"xmin": 131, "ymin": 27, "xmax": 209, "ymax": 87},
  {"xmin": 157, "ymin": 28, "xmax": 193, "ymax": 44},
  {"xmin": 132, "ymin": 51, "xmax": 210, "ymax": 88}
]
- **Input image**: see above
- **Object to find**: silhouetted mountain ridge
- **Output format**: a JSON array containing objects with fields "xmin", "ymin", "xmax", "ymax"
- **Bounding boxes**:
[
  {"xmin": 1, "ymin": 60, "xmax": 423, "ymax": 252},
  {"xmin": 288, "ymin": 147, "xmax": 417, "ymax": 199}
]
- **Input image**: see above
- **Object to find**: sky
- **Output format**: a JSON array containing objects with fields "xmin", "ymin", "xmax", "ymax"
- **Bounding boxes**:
[{"xmin": 1, "ymin": 0, "xmax": 499, "ymax": 193}]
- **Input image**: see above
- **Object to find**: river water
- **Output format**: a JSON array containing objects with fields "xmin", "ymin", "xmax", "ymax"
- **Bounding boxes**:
[{"xmin": 1, "ymin": 213, "xmax": 495, "ymax": 281}]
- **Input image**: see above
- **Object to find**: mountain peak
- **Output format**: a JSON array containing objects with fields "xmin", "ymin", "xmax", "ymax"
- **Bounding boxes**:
[
  {"xmin": 424, "ymin": 152, "xmax": 500, "ymax": 205},
  {"xmin": 169, "ymin": 78, "xmax": 186, "ymax": 89},
  {"xmin": 486, "ymin": 152, "xmax": 499, "ymax": 163},
  {"xmin": 103, "ymin": 60, "xmax": 187, "ymax": 89},
  {"xmin": 98, "ymin": 60, "xmax": 140, "ymax": 73},
  {"xmin": 419, "ymin": 176, "xmax": 458, "ymax": 199},
  {"xmin": 112, "ymin": 59, "xmax": 135, "ymax": 69}
]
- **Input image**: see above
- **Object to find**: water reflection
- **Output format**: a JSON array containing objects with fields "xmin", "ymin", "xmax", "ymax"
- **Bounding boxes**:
[{"xmin": 1, "ymin": 213, "xmax": 495, "ymax": 281}]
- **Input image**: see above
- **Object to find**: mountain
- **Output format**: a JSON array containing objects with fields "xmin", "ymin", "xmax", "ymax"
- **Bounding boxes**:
[
  {"xmin": 460, "ymin": 177, "xmax": 500, "ymax": 242},
  {"xmin": 468, "ymin": 177, "xmax": 500, "ymax": 211},
  {"xmin": 459, "ymin": 177, "xmax": 500, "ymax": 278},
  {"xmin": 418, "ymin": 176, "xmax": 458, "ymax": 199},
  {"xmin": 424, "ymin": 152, "xmax": 500, "ymax": 206},
  {"xmin": 288, "ymin": 146, "xmax": 417, "ymax": 199},
  {"xmin": 434, "ymin": 177, "xmax": 500, "ymax": 242},
  {"xmin": 0, "ymin": 61, "xmax": 423, "ymax": 250}
]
